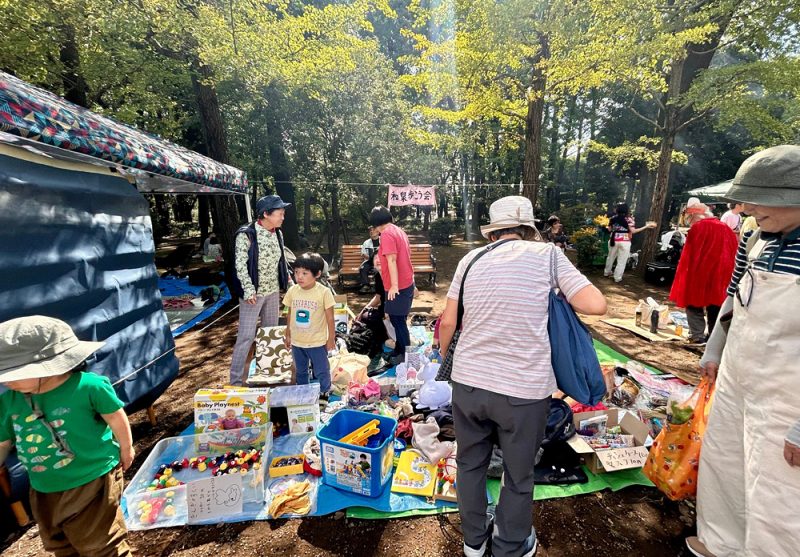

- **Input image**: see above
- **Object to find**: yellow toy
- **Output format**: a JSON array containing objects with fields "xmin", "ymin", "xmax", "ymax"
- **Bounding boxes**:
[{"xmin": 339, "ymin": 419, "xmax": 380, "ymax": 446}]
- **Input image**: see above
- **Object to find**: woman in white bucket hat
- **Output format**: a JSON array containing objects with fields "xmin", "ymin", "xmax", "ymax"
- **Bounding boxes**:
[{"xmin": 439, "ymin": 196, "xmax": 606, "ymax": 557}]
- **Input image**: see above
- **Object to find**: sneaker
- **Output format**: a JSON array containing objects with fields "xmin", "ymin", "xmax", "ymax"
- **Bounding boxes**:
[
  {"xmin": 603, "ymin": 272, "xmax": 611, "ymax": 277},
  {"xmin": 686, "ymin": 536, "xmax": 717, "ymax": 557},
  {"xmin": 463, "ymin": 510, "xmax": 495, "ymax": 557}
]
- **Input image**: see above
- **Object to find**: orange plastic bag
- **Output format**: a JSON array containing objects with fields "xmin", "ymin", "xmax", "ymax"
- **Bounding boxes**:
[{"xmin": 643, "ymin": 378, "xmax": 714, "ymax": 501}]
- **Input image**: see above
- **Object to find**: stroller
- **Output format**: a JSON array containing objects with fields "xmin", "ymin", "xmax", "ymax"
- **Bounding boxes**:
[{"xmin": 644, "ymin": 229, "xmax": 685, "ymax": 285}]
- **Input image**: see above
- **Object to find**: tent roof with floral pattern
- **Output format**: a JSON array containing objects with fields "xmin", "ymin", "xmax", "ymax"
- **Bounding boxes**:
[{"xmin": 0, "ymin": 71, "xmax": 247, "ymax": 194}]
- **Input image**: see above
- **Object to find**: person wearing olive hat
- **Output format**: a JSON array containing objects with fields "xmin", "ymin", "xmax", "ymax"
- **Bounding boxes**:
[
  {"xmin": 229, "ymin": 195, "xmax": 294, "ymax": 385},
  {"xmin": 0, "ymin": 316, "xmax": 133, "ymax": 556},
  {"xmin": 687, "ymin": 145, "xmax": 800, "ymax": 557}
]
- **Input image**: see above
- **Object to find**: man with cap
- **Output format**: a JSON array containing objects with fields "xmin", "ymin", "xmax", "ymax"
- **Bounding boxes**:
[
  {"xmin": 687, "ymin": 145, "xmax": 800, "ymax": 557},
  {"xmin": 0, "ymin": 316, "xmax": 133, "ymax": 556},
  {"xmin": 229, "ymin": 195, "xmax": 293, "ymax": 385},
  {"xmin": 438, "ymin": 196, "xmax": 606, "ymax": 557}
]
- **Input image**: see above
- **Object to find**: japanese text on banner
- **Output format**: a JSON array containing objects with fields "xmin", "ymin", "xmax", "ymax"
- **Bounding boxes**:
[{"xmin": 387, "ymin": 185, "xmax": 436, "ymax": 207}]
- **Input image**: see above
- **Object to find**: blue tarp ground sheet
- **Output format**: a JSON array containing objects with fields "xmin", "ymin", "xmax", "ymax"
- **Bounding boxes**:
[{"xmin": 158, "ymin": 277, "xmax": 231, "ymax": 337}]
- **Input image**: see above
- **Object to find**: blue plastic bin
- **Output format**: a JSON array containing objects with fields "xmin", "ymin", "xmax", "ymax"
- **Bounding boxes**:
[{"xmin": 317, "ymin": 410, "xmax": 397, "ymax": 497}]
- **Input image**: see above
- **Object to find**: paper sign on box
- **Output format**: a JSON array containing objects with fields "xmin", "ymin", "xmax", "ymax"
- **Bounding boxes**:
[{"xmin": 187, "ymin": 474, "xmax": 243, "ymax": 523}]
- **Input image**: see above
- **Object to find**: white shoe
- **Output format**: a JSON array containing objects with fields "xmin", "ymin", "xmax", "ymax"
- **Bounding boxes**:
[
  {"xmin": 614, "ymin": 278, "xmax": 622, "ymax": 283},
  {"xmin": 463, "ymin": 539, "xmax": 487, "ymax": 557}
]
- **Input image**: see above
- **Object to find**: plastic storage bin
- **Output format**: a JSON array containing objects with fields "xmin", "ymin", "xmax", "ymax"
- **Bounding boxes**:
[
  {"xmin": 317, "ymin": 410, "xmax": 397, "ymax": 497},
  {"xmin": 122, "ymin": 425, "xmax": 271, "ymax": 530}
]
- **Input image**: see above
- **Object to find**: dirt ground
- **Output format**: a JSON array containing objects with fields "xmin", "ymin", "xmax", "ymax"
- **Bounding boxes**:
[{"xmin": 3, "ymin": 234, "xmax": 702, "ymax": 557}]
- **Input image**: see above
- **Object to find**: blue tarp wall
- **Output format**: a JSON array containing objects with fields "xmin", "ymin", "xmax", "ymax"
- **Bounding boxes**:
[{"xmin": 0, "ymin": 149, "xmax": 179, "ymax": 413}]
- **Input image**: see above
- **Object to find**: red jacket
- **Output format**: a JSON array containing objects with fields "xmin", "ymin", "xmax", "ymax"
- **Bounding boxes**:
[{"xmin": 669, "ymin": 218, "xmax": 738, "ymax": 308}]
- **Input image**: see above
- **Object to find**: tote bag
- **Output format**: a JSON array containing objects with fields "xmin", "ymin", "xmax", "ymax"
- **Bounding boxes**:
[{"xmin": 547, "ymin": 247, "xmax": 606, "ymax": 405}]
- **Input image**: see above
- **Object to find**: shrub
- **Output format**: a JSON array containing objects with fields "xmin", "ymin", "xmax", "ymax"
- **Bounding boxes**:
[
  {"xmin": 571, "ymin": 226, "xmax": 601, "ymax": 267},
  {"xmin": 429, "ymin": 217, "xmax": 455, "ymax": 245}
]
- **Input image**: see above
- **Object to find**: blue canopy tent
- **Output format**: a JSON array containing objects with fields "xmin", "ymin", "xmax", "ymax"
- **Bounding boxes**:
[{"xmin": 0, "ymin": 71, "xmax": 249, "ymax": 413}]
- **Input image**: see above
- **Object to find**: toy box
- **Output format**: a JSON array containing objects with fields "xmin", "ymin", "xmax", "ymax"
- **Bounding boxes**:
[
  {"xmin": 194, "ymin": 388, "xmax": 270, "ymax": 451},
  {"xmin": 317, "ymin": 410, "xmax": 397, "ymax": 497},
  {"xmin": 269, "ymin": 454, "xmax": 306, "ymax": 477},
  {"xmin": 122, "ymin": 426, "xmax": 271, "ymax": 530},
  {"xmin": 566, "ymin": 409, "xmax": 651, "ymax": 474}
]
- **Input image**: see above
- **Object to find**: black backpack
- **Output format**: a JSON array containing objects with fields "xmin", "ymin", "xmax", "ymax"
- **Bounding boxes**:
[{"xmin": 542, "ymin": 398, "xmax": 575, "ymax": 446}]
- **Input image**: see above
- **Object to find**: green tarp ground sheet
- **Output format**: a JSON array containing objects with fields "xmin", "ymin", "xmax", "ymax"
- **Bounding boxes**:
[{"xmin": 346, "ymin": 340, "xmax": 655, "ymax": 519}]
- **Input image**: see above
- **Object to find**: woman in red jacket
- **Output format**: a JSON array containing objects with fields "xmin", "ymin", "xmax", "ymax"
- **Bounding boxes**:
[{"xmin": 669, "ymin": 198, "xmax": 738, "ymax": 343}]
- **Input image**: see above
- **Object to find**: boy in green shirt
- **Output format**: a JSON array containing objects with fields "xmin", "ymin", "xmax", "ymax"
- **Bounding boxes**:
[{"xmin": 0, "ymin": 316, "xmax": 134, "ymax": 556}]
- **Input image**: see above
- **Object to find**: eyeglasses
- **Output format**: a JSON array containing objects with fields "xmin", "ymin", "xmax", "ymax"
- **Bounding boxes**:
[
  {"xmin": 735, "ymin": 268, "xmax": 755, "ymax": 309},
  {"xmin": 24, "ymin": 394, "xmax": 75, "ymax": 459}
]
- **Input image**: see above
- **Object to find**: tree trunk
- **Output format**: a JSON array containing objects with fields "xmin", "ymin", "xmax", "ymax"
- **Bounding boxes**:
[
  {"xmin": 636, "ymin": 15, "xmax": 732, "ymax": 271},
  {"xmin": 59, "ymin": 23, "xmax": 89, "ymax": 108},
  {"xmin": 173, "ymin": 195, "xmax": 195, "ymax": 222},
  {"xmin": 198, "ymin": 195, "xmax": 210, "ymax": 246},
  {"xmin": 303, "ymin": 190, "xmax": 312, "ymax": 235},
  {"xmin": 263, "ymin": 85, "xmax": 300, "ymax": 251},
  {"xmin": 328, "ymin": 187, "xmax": 340, "ymax": 258},
  {"xmin": 639, "ymin": 128, "xmax": 677, "ymax": 272},
  {"xmin": 522, "ymin": 33, "xmax": 549, "ymax": 209},
  {"xmin": 573, "ymin": 97, "xmax": 585, "ymax": 202},
  {"xmin": 522, "ymin": 95, "xmax": 545, "ymax": 208},
  {"xmin": 190, "ymin": 60, "xmax": 241, "ymax": 278}
]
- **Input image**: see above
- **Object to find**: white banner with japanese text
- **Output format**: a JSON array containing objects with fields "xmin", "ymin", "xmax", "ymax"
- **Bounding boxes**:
[{"xmin": 387, "ymin": 185, "xmax": 436, "ymax": 207}]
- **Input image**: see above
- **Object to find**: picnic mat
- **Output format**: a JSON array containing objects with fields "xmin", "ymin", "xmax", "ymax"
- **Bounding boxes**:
[{"xmin": 602, "ymin": 318, "xmax": 684, "ymax": 342}]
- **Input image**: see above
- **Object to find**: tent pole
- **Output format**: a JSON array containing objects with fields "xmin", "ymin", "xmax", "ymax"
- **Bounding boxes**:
[{"xmin": 243, "ymin": 192, "xmax": 253, "ymax": 220}]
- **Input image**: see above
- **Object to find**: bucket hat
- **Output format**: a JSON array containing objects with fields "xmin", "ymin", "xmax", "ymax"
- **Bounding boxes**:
[
  {"xmin": 727, "ymin": 145, "xmax": 800, "ymax": 206},
  {"xmin": 480, "ymin": 196, "xmax": 543, "ymax": 240},
  {"xmin": 255, "ymin": 195, "xmax": 291, "ymax": 217},
  {"xmin": 0, "ymin": 316, "xmax": 104, "ymax": 382}
]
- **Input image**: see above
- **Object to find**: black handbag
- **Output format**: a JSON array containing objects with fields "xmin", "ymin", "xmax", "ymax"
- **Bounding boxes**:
[{"xmin": 436, "ymin": 239, "xmax": 515, "ymax": 381}]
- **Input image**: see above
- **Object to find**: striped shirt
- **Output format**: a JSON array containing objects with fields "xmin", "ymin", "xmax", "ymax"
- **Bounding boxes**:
[
  {"xmin": 726, "ymin": 228, "xmax": 800, "ymax": 297},
  {"xmin": 447, "ymin": 241, "xmax": 592, "ymax": 400}
]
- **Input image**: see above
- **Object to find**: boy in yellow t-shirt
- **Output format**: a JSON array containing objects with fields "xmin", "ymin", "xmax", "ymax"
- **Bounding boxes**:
[{"xmin": 283, "ymin": 253, "xmax": 336, "ymax": 397}]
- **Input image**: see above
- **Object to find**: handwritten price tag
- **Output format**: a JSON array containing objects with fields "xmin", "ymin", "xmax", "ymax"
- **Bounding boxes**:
[
  {"xmin": 187, "ymin": 474, "xmax": 244, "ymax": 523},
  {"xmin": 596, "ymin": 446, "xmax": 650, "ymax": 472}
]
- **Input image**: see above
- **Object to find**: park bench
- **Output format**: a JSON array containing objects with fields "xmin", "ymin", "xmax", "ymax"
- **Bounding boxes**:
[{"xmin": 337, "ymin": 243, "xmax": 437, "ymax": 289}]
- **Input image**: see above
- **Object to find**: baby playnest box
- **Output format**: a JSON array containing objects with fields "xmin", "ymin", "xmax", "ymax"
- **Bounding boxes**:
[
  {"xmin": 122, "ymin": 426, "xmax": 271, "ymax": 530},
  {"xmin": 317, "ymin": 409, "xmax": 397, "ymax": 497},
  {"xmin": 193, "ymin": 387, "xmax": 270, "ymax": 451}
]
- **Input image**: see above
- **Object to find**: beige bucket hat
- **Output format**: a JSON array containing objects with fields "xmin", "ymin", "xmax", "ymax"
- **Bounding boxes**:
[
  {"xmin": 480, "ymin": 196, "xmax": 543, "ymax": 240},
  {"xmin": 0, "ymin": 316, "xmax": 104, "ymax": 382}
]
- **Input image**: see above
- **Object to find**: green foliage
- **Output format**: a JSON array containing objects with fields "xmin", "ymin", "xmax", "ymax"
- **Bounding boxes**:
[
  {"xmin": 429, "ymin": 217, "xmax": 456, "ymax": 245},
  {"xmin": 570, "ymin": 226, "xmax": 602, "ymax": 267}
]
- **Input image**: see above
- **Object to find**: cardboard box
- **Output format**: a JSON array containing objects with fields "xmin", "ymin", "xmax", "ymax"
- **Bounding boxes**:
[
  {"xmin": 333, "ymin": 294, "xmax": 350, "ymax": 335},
  {"xmin": 566, "ymin": 409, "xmax": 650, "ymax": 474}
]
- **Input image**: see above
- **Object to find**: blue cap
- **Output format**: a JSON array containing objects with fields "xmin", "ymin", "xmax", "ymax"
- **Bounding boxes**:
[{"xmin": 255, "ymin": 195, "xmax": 291, "ymax": 217}]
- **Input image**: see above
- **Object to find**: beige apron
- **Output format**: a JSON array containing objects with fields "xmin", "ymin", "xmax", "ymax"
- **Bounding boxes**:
[{"xmin": 697, "ymin": 247, "xmax": 800, "ymax": 556}]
